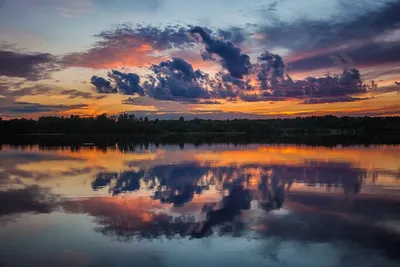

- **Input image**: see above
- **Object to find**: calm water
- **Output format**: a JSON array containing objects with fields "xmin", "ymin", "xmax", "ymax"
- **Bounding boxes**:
[{"xmin": 0, "ymin": 143, "xmax": 400, "ymax": 267}]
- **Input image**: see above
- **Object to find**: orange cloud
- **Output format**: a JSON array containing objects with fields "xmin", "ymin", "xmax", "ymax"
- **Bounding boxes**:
[
  {"xmin": 62, "ymin": 24, "xmax": 195, "ymax": 70},
  {"xmin": 63, "ymin": 42, "xmax": 166, "ymax": 70}
]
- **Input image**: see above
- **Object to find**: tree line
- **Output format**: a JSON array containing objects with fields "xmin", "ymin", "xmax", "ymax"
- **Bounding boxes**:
[{"xmin": 0, "ymin": 114, "xmax": 399, "ymax": 137}]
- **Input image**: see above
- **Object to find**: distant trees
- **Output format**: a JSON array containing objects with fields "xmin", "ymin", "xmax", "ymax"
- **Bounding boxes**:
[{"xmin": 0, "ymin": 114, "xmax": 399, "ymax": 136}]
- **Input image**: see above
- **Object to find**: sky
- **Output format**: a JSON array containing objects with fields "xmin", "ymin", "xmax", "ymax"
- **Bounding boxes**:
[{"xmin": 0, "ymin": 0, "xmax": 399, "ymax": 119}]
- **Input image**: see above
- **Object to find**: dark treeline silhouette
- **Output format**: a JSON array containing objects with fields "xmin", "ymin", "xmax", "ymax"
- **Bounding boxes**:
[
  {"xmin": 1, "ymin": 133, "xmax": 400, "ymax": 150},
  {"xmin": 1, "ymin": 114, "xmax": 400, "ymax": 138}
]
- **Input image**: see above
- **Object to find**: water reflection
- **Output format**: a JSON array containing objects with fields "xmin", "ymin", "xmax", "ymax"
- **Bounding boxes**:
[
  {"xmin": 92, "ymin": 162, "xmax": 365, "ymax": 203},
  {"xmin": 0, "ymin": 143, "xmax": 400, "ymax": 266},
  {"xmin": 191, "ymin": 186, "xmax": 252, "ymax": 238}
]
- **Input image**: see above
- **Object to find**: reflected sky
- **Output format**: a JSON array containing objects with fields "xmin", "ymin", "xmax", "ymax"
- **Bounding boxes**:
[{"xmin": 0, "ymin": 143, "xmax": 400, "ymax": 267}]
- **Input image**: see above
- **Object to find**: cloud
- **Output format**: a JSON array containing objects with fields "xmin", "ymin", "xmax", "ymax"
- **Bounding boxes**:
[
  {"xmin": 62, "ymin": 23, "xmax": 251, "ymax": 71},
  {"xmin": 0, "ymin": 100, "xmax": 87, "ymax": 115},
  {"xmin": 144, "ymin": 58, "xmax": 213, "ymax": 101},
  {"xmin": 288, "ymin": 42, "xmax": 400, "ymax": 72},
  {"xmin": 91, "ymin": 58, "xmax": 212, "ymax": 101},
  {"xmin": 260, "ymin": 1, "xmax": 400, "ymax": 52},
  {"xmin": 190, "ymin": 26, "xmax": 252, "ymax": 79},
  {"xmin": 249, "ymin": 50, "xmax": 368, "ymax": 102},
  {"xmin": 284, "ymin": 68, "xmax": 365, "ymax": 97},
  {"xmin": 108, "ymin": 70, "xmax": 144, "ymax": 96},
  {"xmin": 216, "ymin": 27, "xmax": 248, "ymax": 44},
  {"xmin": 0, "ymin": 82, "xmax": 104, "ymax": 100},
  {"xmin": 302, "ymin": 96, "xmax": 372, "ymax": 104},
  {"xmin": 0, "ymin": 82, "xmax": 49, "ymax": 98},
  {"xmin": 87, "ymin": 21, "xmax": 378, "ymax": 105},
  {"xmin": 91, "ymin": 51, "xmax": 370, "ymax": 104},
  {"xmin": 0, "ymin": 82, "xmax": 92, "ymax": 117},
  {"xmin": 0, "ymin": 47, "xmax": 60, "ymax": 81},
  {"xmin": 256, "ymin": 51, "xmax": 286, "ymax": 90},
  {"xmin": 91, "ymin": 76, "xmax": 117, "ymax": 94},
  {"xmin": 239, "ymin": 92, "xmax": 286, "ymax": 102},
  {"xmin": 198, "ymin": 100, "xmax": 221, "ymax": 105},
  {"xmin": 63, "ymin": 24, "xmax": 194, "ymax": 69},
  {"xmin": 61, "ymin": 89, "xmax": 106, "ymax": 100},
  {"xmin": 210, "ymin": 72, "xmax": 253, "ymax": 99},
  {"xmin": 258, "ymin": 1, "xmax": 400, "ymax": 72}
]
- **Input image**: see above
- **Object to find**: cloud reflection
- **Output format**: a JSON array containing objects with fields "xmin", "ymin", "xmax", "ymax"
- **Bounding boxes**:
[{"xmin": 0, "ymin": 143, "xmax": 399, "ymax": 262}]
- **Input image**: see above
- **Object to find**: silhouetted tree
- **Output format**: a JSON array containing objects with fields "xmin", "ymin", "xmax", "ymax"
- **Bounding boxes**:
[{"xmin": 0, "ymin": 115, "xmax": 399, "ymax": 140}]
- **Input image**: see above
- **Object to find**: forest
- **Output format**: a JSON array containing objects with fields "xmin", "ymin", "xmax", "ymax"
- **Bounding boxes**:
[{"xmin": 1, "ymin": 114, "xmax": 399, "ymax": 138}]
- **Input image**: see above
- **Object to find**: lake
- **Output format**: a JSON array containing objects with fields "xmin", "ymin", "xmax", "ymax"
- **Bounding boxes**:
[{"xmin": 0, "ymin": 142, "xmax": 400, "ymax": 267}]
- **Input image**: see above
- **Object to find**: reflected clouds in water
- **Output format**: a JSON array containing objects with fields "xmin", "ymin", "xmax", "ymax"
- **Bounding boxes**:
[{"xmin": 1, "ymin": 143, "xmax": 400, "ymax": 265}]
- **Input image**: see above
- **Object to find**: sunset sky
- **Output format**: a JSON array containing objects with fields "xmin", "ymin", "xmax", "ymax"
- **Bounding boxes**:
[{"xmin": 0, "ymin": 0, "xmax": 399, "ymax": 119}]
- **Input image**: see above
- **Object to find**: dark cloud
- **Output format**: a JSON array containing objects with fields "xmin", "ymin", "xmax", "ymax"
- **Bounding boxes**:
[
  {"xmin": 256, "ymin": 51, "xmax": 286, "ymax": 90},
  {"xmin": 144, "ymin": 58, "xmax": 213, "ymax": 101},
  {"xmin": 190, "ymin": 26, "xmax": 252, "ymax": 79},
  {"xmin": 198, "ymin": 100, "xmax": 221, "ymax": 105},
  {"xmin": 91, "ymin": 76, "xmax": 117, "ymax": 94},
  {"xmin": 0, "ymin": 48, "xmax": 60, "ymax": 80},
  {"xmin": 61, "ymin": 89, "xmax": 106, "ymax": 100},
  {"xmin": 92, "ymin": 58, "xmax": 214, "ymax": 101},
  {"xmin": 249, "ymin": 49, "xmax": 368, "ymax": 102},
  {"xmin": 92, "ymin": 51, "xmax": 370, "ymax": 104},
  {"xmin": 260, "ymin": 1, "xmax": 400, "ymax": 52},
  {"xmin": 210, "ymin": 72, "xmax": 253, "ymax": 99},
  {"xmin": 289, "ymin": 42, "xmax": 400, "ymax": 72},
  {"xmin": 287, "ymin": 68, "xmax": 366, "ymax": 97},
  {"xmin": 362, "ymin": 66, "xmax": 400, "ymax": 81},
  {"xmin": 320, "ymin": 73, "xmax": 365, "ymax": 99},
  {"xmin": 0, "ymin": 83, "xmax": 51, "ymax": 98},
  {"xmin": 0, "ymin": 82, "xmax": 91, "ymax": 117},
  {"xmin": 331, "ymin": 54, "xmax": 354, "ymax": 69},
  {"xmin": 259, "ymin": 1, "xmax": 400, "ymax": 71},
  {"xmin": 303, "ymin": 96, "xmax": 372, "ymax": 104},
  {"xmin": 0, "ymin": 99, "xmax": 87, "ymax": 115},
  {"xmin": 217, "ymin": 27, "xmax": 248, "ymax": 44},
  {"xmin": 239, "ymin": 92, "xmax": 286, "ymax": 102},
  {"xmin": 107, "ymin": 70, "xmax": 144, "ymax": 96},
  {"xmin": 88, "ymin": 21, "xmax": 378, "ymax": 105},
  {"xmin": 0, "ymin": 83, "xmax": 104, "ymax": 100},
  {"xmin": 62, "ymin": 23, "xmax": 255, "ymax": 70}
]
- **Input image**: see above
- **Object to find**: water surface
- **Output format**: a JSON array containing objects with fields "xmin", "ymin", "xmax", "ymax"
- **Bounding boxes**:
[{"xmin": 1, "ymin": 143, "xmax": 400, "ymax": 267}]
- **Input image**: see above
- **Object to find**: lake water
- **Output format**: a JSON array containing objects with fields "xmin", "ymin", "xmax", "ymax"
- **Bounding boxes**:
[{"xmin": 0, "ymin": 143, "xmax": 400, "ymax": 267}]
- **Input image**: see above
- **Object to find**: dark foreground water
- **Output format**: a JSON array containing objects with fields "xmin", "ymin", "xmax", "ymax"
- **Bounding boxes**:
[{"xmin": 0, "ymin": 142, "xmax": 400, "ymax": 267}]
